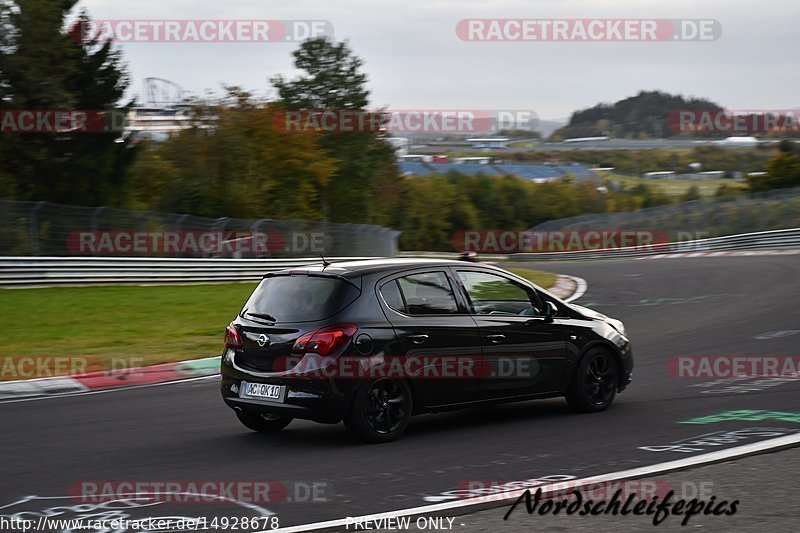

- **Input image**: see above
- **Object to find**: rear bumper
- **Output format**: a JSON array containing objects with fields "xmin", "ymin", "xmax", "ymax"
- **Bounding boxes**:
[
  {"xmin": 223, "ymin": 396, "xmax": 340, "ymax": 423},
  {"xmin": 220, "ymin": 355, "xmax": 352, "ymax": 423}
]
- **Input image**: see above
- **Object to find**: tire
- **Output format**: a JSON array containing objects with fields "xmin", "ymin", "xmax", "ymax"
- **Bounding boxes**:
[
  {"xmin": 566, "ymin": 348, "xmax": 619, "ymax": 413},
  {"xmin": 344, "ymin": 378, "xmax": 412, "ymax": 443},
  {"xmin": 235, "ymin": 409, "xmax": 293, "ymax": 433}
]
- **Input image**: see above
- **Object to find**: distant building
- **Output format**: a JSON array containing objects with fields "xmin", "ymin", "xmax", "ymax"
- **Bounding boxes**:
[
  {"xmin": 399, "ymin": 154, "xmax": 433, "ymax": 163},
  {"xmin": 126, "ymin": 77, "xmax": 198, "ymax": 141},
  {"xmin": 642, "ymin": 171, "xmax": 677, "ymax": 179},
  {"xmin": 679, "ymin": 171, "xmax": 727, "ymax": 180},
  {"xmin": 386, "ymin": 137, "xmax": 411, "ymax": 156},
  {"xmin": 125, "ymin": 106, "xmax": 195, "ymax": 141},
  {"xmin": 466, "ymin": 137, "xmax": 510, "ymax": 150},
  {"xmin": 698, "ymin": 171, "xmax": 726, "ymax": 179},
  {"xmin": 453, "ymin": 156, "xmax": 493, "ymax": 165},
  {"xmin": 563, "ymin": 136, "xmax": 610, "ymax": 143},
  {"xmin": 715, "ymin": 136, "xmax": 760, "ymax": 146}
]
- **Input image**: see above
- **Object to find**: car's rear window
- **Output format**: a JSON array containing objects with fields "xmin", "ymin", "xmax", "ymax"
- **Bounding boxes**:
[{"xmin": 242, "ymin": 275, "xmax": 360, "ymax": 323}]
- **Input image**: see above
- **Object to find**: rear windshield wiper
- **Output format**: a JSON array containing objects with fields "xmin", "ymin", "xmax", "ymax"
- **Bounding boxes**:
[{"xmin": 245, "ymin": 311, "xmax": 277, "ymax": 322}]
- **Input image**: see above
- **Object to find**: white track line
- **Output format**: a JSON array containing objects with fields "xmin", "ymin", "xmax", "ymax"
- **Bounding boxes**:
[
  {"xmin": 564, "ymin": 275, "xmax": 588, "ymax": 303},
  {"xmin": 270, "ymin": 433, "xmax": 800, "ymax": 532}
]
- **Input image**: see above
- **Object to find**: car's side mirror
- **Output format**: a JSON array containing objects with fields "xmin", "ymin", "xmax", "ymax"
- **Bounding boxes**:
[{"xmin": 544, "ymin": 301, "xmax": 558, "ymax": 322}]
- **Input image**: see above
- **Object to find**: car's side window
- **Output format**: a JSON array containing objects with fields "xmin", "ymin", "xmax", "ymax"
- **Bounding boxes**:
[
  {"xmin": 457, "ymin": 270, "xmax": 541, "ymax": 316},
  {"xmin": 380, "ymin": 279, "xmax": 407, "ymax": 313},
  {"xmin": 393, "ymin": 271, "xmax": 459, "ymax": 315}
]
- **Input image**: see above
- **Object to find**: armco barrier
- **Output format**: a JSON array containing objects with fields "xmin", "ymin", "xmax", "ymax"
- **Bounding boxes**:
[
  {"xmin": 507, "ymin": 227, "xmax": 800, "ymax": 261},
  {"xmin": 2, "ymin": 228, "xmax": 800, "ymax": 287},
  {"xmin": 0, "ymin": 256, "xmax": 375, "ymax": 287}
]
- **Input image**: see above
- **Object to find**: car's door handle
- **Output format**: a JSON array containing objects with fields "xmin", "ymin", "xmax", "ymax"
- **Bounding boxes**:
[
  {"xmin": 486, "ymin": 334, "xmax": 506, "ymax": 344},
  {"xmin": 408, "ymin": 334, "xmax": 429, "ymax": 344}
]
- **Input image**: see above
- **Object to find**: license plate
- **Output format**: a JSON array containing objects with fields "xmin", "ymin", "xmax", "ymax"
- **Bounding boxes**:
[{"xmin": 239, "ymin": 381, "xmax": 285, "ymax": 402}]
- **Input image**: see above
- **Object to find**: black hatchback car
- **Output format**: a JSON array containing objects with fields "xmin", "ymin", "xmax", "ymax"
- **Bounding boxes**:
[{"xmin": 221, "ymin": 259, "xmax": 632, "ymax": 442}]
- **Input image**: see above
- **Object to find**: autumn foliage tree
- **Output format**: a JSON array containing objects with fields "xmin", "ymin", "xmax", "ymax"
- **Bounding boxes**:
[
  {"xmin": 272, "ymin": 37, "xmax": 399, "ymax": 224},
  {"xmin": 125, "ymin": 88, "xmax": 336, "ymax": 220}
]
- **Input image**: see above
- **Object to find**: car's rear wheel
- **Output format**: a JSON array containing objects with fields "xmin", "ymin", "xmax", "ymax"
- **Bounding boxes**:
[
  {"xmin": 566, "ymin": 348, "xmax": 618, "ymax": 412},
  {"xmin": 345, "ymin": 378, "xmax": 412, "ymax": 443},
  {"xmin": 235, "ymin": 409, "xmax": 293, "ymax": 433}
]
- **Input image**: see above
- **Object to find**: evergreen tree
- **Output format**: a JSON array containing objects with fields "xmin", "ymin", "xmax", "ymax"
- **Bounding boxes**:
[
  {"xmin": 0, "ymin": 1, "xmax": 135, "ymax": 204},
  {"xmin": 272, "ymin": 37, "xmax": 399, "ymax": 224}
]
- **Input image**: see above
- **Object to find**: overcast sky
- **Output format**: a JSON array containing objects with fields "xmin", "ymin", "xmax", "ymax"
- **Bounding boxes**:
[{"xmin": 78, "ymin": 0, "xmax": 799, "ymax": 119}]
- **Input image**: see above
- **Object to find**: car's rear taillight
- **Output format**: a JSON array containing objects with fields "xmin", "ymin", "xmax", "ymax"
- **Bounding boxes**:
[
  {"xmin": 292, "ymin": 324, "xmax": 357, "ymax": 356},
  {"xmin": 224, "ymin": 323, "xmax": 242, "ymax": 348}
]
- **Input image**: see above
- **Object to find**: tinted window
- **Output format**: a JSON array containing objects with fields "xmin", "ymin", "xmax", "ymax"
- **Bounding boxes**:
[
  {"xmin": 242, "ymin": 275, "xmax": 359, "ymax": 323},
  {"xmin": 396, "ymin": 271, "xmax": 458, "ymax": 315},
  {"xmin": 457, "ymin": 270, "xmax": 539, "ymax": 316},
  {"xmin": 380, "ymin": 280, "xmax": 406, "ymax": 313}
]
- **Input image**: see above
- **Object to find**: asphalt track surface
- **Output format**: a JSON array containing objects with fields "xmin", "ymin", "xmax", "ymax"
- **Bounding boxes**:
[{"xmin": 1, "ymin": 254, "xmax": 799, "ymax": 531}]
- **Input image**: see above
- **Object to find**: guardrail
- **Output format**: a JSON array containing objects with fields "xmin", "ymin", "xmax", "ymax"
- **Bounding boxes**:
[
  {"xmin": 0, "ymin": 257, "xmax": 376, "ymax": 287},
  {"xmin": 3, "ymin": 228, "xmax": 800, "ymax": 287},
  {"xmin": 509, "ymin": 227, "xmax": 800, "ymax": 261}
]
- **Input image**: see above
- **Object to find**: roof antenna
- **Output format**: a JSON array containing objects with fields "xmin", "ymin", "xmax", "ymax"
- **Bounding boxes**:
[{"xmin": 308, "ymin": 232, "xmax": 331, "ymax": 268}]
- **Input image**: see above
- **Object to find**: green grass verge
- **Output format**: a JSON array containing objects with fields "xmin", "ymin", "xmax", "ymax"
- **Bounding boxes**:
[
  {"xmin": 0, "ymin": 283, "xmax": 258, "ymax": 372},
  {"xmin": 504, "ymin": 268, "xmax": 557, "ymax": 289},
  {"xmin": 0, "ymin": 270, "xmax": 558, "ymax": 376},
  {"xmin": 600, "ymin": 171, "xmax": 749, "ymax": 198}
]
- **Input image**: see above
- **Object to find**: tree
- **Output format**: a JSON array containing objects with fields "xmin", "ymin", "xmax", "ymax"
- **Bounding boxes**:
[
  {"xmin": 0, "ymin": 1, "xmax": 135, "ymax": 204},
  {"xmin": 749, "ymin": 151, "xmax": 800, "ymax": 191},
  {"xmin": 272, "ymin": 38, "xmax": 368, "ymax": 111},
  {"xmin": 272, "ymin": 37, "xmax": 399, "ymax": 224},
  {"xmin": 551, "ymin": 90, "xmax": 724, "ymax": 140},
  {"xmin": 125, "ymin": 89, "xmax": 337, "ymax": 220},
  {"xmin": 393, "ymin": 176, "xmax": 459, "ymax": 250},
  {"xmin": 682, "ymin": 185, "xmax": 702, "ymax": 202}
]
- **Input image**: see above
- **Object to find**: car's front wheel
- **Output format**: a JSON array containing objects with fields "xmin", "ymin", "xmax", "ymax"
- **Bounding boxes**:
[
  {"xmin": 235, "ymin": 409, "xmax": 293, "ymax": 433},
  {"xmin": 345, "ymin": 378, "xmax": 412, "ymax": 443},
  {"xmin": 566, "ymin": 348, "xmax": 619, "ymax": 412}
]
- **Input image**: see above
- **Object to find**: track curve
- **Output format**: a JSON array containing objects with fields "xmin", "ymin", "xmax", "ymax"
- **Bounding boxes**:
[{"xmin": 2, "ymin": 254, "xmax": 799, "ymax": 530}]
